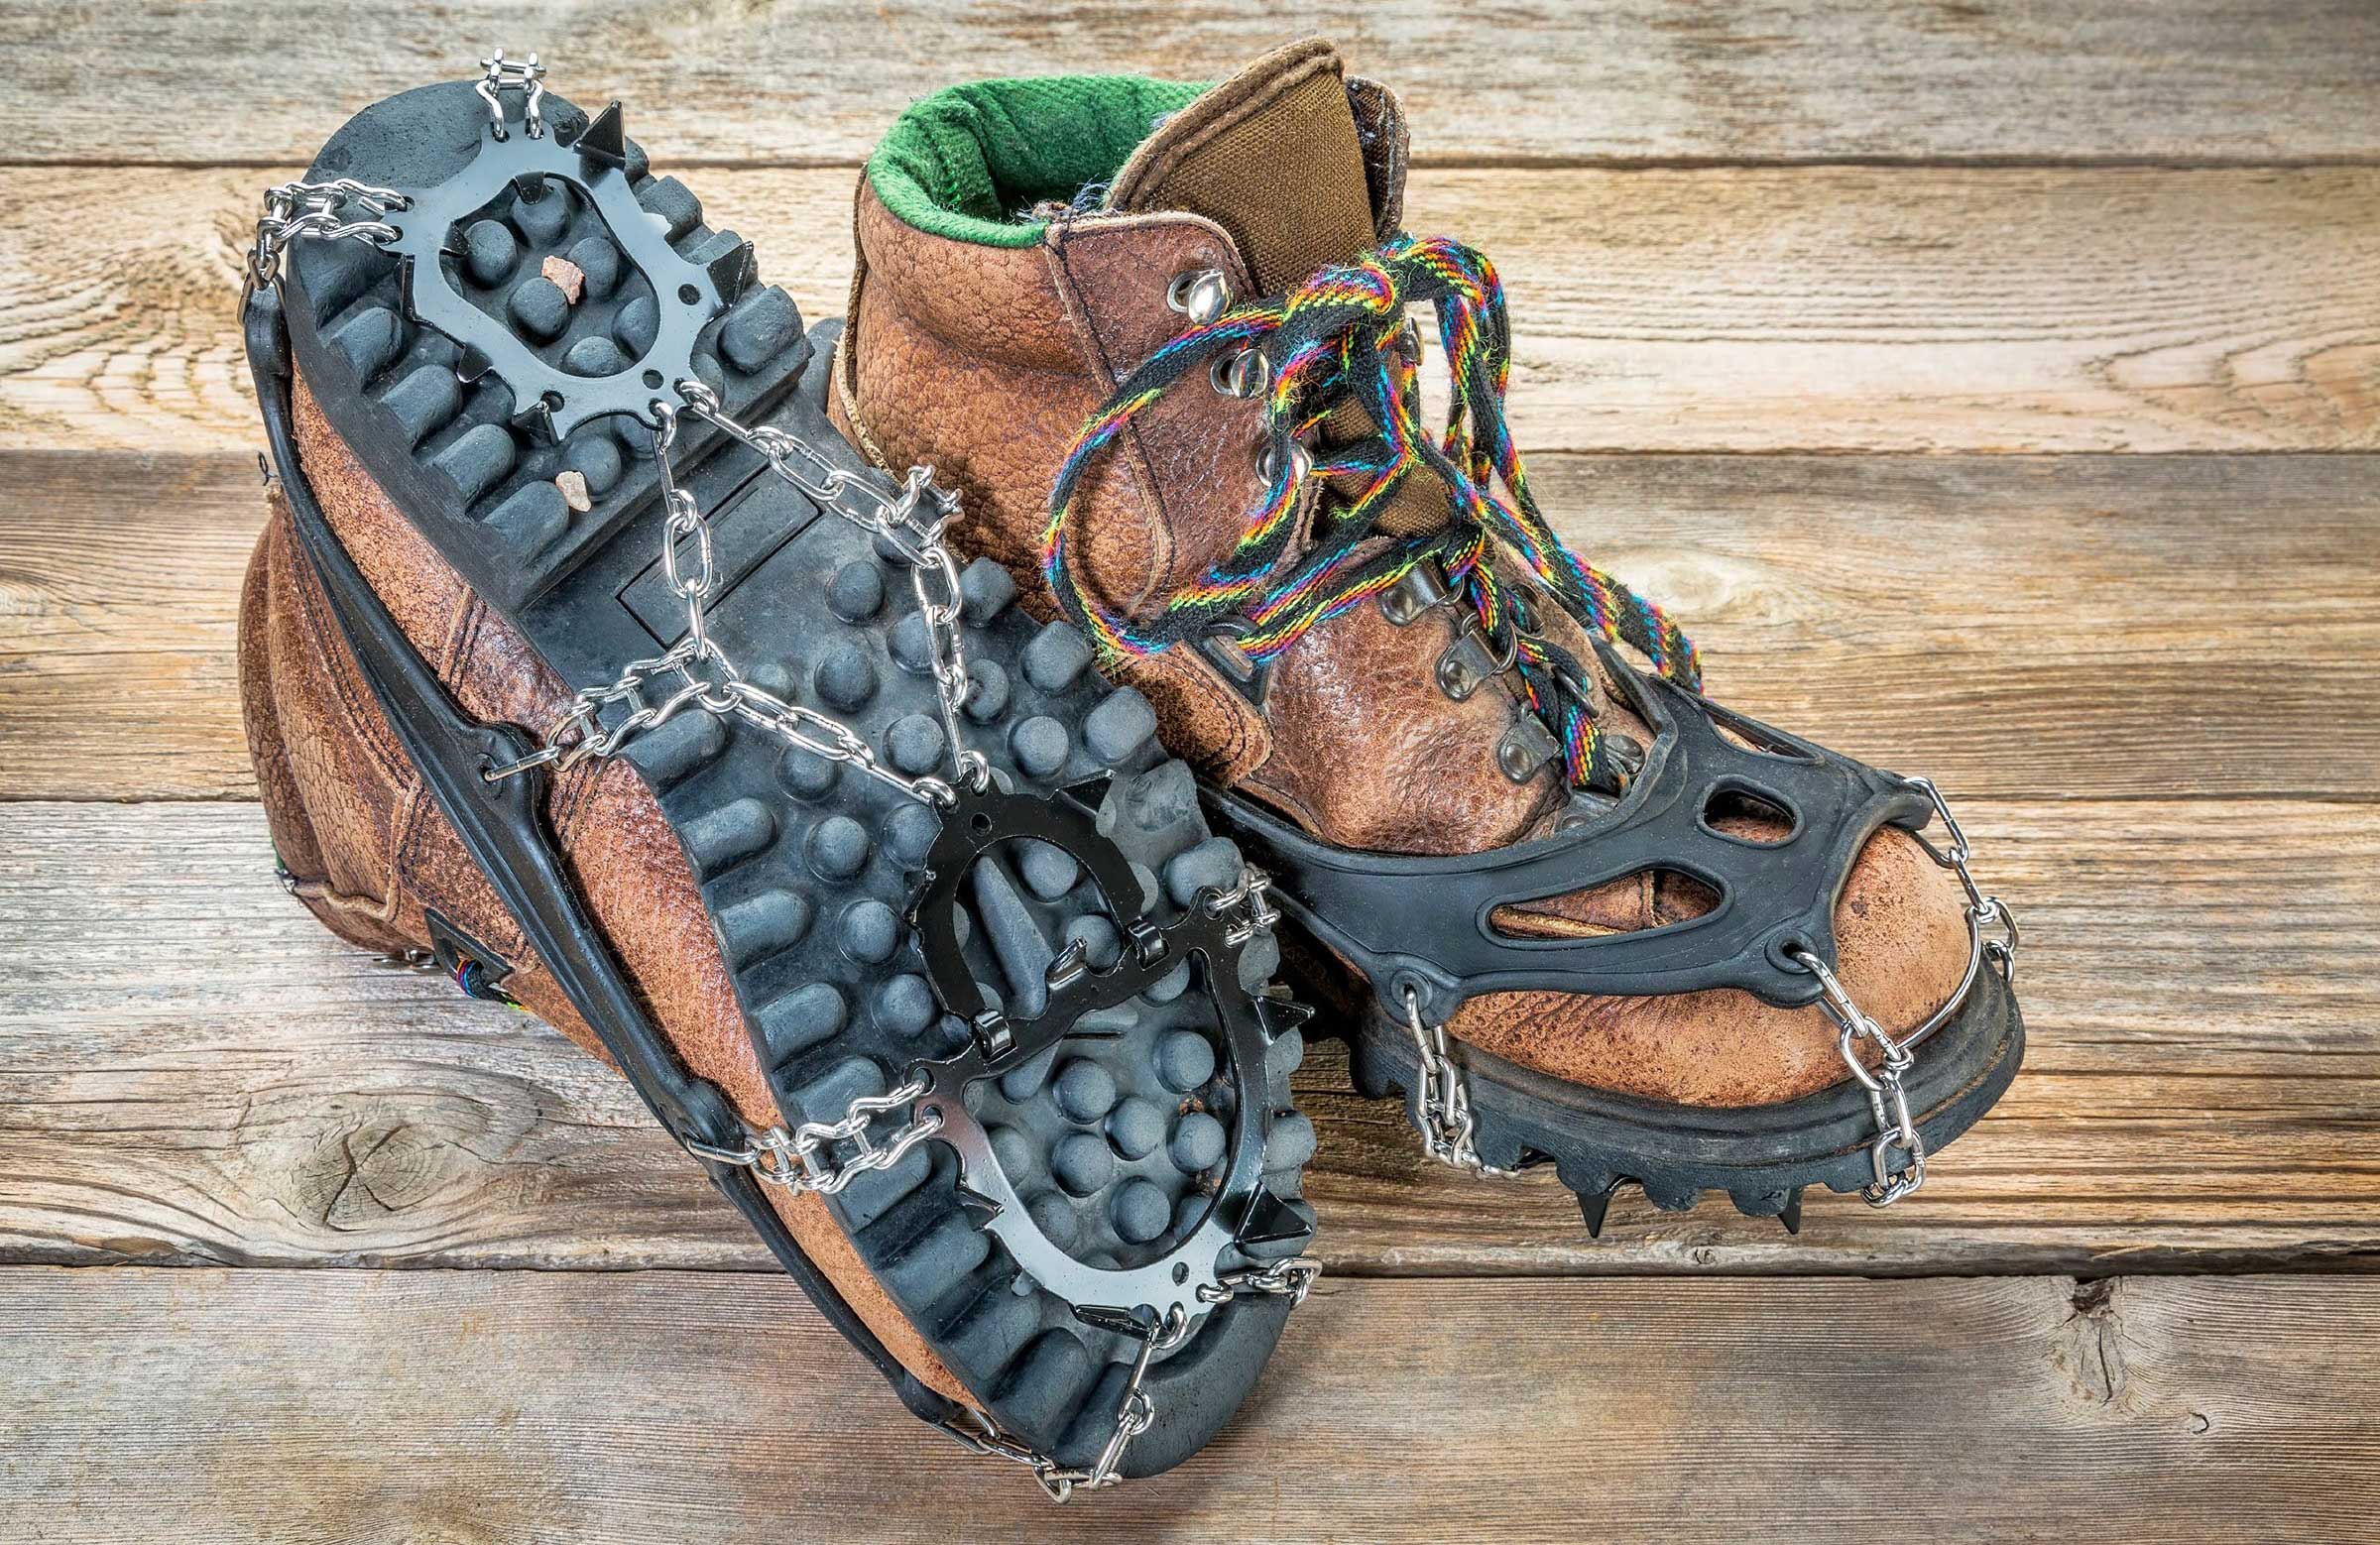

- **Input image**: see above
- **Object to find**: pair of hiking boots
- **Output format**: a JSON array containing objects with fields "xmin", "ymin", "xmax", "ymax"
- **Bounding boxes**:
[{"xmin": 238, "ymin": 43, "xmax": 2023, "ymax": 1495}]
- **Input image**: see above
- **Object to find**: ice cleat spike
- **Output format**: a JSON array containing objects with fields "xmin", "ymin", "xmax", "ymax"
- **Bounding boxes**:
[
  {"xmin": 1253, "ymin": 990, "xmax": 1315, "ymax": 1043},
  {"xmin": 453, "ymin": 342, "xmax": 495, "ymax": 384},
  {"xmin": 1779, "ymin": 1187, "xmax": 1805, "ymax": 1236},
  {"xmin": 1235, "ymin": 1186, "xmax": 1314, "ymax": 1248},
  {"xmin": 704, "ymin": 237, "xmax": 758, "ymax": 306},
  {"xmin": 1577, "ymin": 1184, "xmax": 1616, "ymax": 1240},
  {"xmin": 1057, "ymin": 773, "xmax": 1115, "ymax": 818},
  {"xmin": 573, "ymin": 99, "xmax": 628, "ymax": 169},
  {"xmin": 509, "ymin": 397, "xmax": 558, "ymax": 446}
]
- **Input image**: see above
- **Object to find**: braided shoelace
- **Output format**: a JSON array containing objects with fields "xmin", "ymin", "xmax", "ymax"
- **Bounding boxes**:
[{"xmin": 1040, "ymin": 234, "xmax": 1700, "ymax": 791}]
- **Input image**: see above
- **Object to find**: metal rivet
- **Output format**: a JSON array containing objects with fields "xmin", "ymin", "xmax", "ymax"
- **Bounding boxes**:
[
  {"xmin": 1255, "ymin": 441, "xmax": 1312, "ymax": 484},
  {"xmin": 1496, "ymin": 717, "xmax": 1562, "ymax": 783}
]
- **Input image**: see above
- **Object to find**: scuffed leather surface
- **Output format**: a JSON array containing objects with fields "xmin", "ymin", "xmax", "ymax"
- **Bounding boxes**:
[
  {"xmin": 240, "ymin": 375, "xmax": 973, "ymax": 1408},
  {"xmin": 1244, "ymin": 581, "xmax": 1557, "ymax": 854},
  {"xmin": 1047, "ymin": 209, "xmax": 1260, "ymax": 602}
]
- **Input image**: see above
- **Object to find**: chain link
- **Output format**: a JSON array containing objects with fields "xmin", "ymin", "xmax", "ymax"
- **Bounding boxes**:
[
  {"xmin": 1200, "ymin": 866, "xmax": 1279, "ymax": 947},
  {"xmin": 943, "ymin": 1243, "xmax": 1319, "ymax": 1504},
  {"xmin": 677, "ymin": 380, "xmax": 990, "ymax": 795},
  {"xmin": 685, "ymin": 1073, "xmax": 943, "ymax": 1196},
  {"xmin": 245, "ymin": 178, "xmax": 409, "ymax": 296},
  {"xmin": 484, "ymin": 390, "xmax": 985, "ymax": 809},
  {"xmin": 1399, "ymin": 985, "xmax": 1522, "ymax": 1177},
  {"xmin": 475, "ymin": 50, "xmax": 546, "ymax": 140},
  {"xmin": 1788, "ymin": 775, "xmax": 2020, "ymax": 1207},
  {"xmin": 1198, "ymin": 1253, "xmax": 1322, "ymax": 1307}
]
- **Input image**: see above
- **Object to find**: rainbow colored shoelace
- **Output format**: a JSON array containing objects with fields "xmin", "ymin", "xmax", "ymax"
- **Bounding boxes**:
[{"xmin": 1041, "ymin": 234, "xmax": 1700, "ymax": 791}]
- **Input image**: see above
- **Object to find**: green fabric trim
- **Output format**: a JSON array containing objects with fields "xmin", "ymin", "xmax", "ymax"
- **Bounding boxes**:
[{"xmin": 866, "ymin": 73, "xmax": 1209, "ymax": 248}]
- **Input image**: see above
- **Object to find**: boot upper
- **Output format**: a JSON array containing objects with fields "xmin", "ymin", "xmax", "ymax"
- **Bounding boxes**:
[{"xmin": 834, "ymin": 39, "xmax": 1973, "ymax": 1108}]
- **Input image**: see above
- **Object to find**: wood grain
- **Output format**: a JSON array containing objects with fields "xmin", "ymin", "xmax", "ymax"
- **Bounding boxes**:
[
  {"xmin": 6, "ymin": 166, "xmax": 2377, "ymax": 456},
  {"xmin": 5, "ymin": 798, "xmax": 2373, "ymax": 1277},
  {"xmin": 4, "ymin": 1265, "xmax": 2375, "ymax": 1542},
  {"xmin": 5, "ymin": 448, "xmax": 2372, "ymax": 803},
  {"xmin": 7, "ymin": 1, "xmax": 2378, "ymax": 167}
]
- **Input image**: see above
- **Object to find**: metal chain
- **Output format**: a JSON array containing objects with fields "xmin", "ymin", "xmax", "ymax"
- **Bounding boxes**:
[
  {"xmin": 1399, "ymin": 986, "xmax": 1522, "ymax": 1177},
  {"xmin": 1788, "ymin": 775, "xmax": 2020, "ymax": 1207},
  {"xmin": 244, "ymin": 178, "xmax": 409, "ymax": 297},
  {"xmin": 475, "ymin": 50, "xmax": 545, "ymax": 140},
  {"xmin": 684, "ymin": 1074, "xmax": 943, "ymax": 1197},
  {"xmin": 1198, "ymin": 1253, "xmax": 1323, "ymax": 1307},
  {"xmin": 945, "ymin": 1248, "xmax": 1321, "ymax": 1502},
  {"xmin": 676, "ymin": 380, "xmax": 990, "ymax": 796},
  {"xmin": 1200, "ymin": 866, "xmax": 1279, "ymax": 947},
  {"xmin": 483, "ymin": 389, "xmax": 986, "ymax": 810}
]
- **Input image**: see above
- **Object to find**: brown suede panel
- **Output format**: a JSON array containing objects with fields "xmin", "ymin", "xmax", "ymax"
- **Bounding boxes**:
[
  {"xmin": 242, "ymin": 375, "xmax": 973, "ymax": 1409},
  {"xmin": 836, "ymin": 43, "xmax": 1982, "ymax": 1110}
]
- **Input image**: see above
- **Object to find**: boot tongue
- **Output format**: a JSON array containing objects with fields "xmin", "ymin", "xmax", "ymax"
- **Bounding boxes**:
[
  {"xmin": 1106, "ymin": 39, "xmax": 1376, "ymax": 293},
  {"xmin": 1109, "ymin": 39, "xmax": 1450, "ymax": 540}
]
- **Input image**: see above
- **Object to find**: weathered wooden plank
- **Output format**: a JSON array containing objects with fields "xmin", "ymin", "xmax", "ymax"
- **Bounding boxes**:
[
  {"xmin": 4, "ymin": 799, "xmax": 2373, "ymax": 1277},
  {"xmin": 3, "ymin": 1265, "xmax": 2374, "ymax": 1541},
  {"xmin": 6, "ymin": 166, "xmax": 2377, "ymax": 455},
  {"xmin": 4, "ymin": 449, "xmax": 2372, "ymax": 803},
  {"xmin": 7, "ymin": 1, "xmax": 2378, "ymax": 166}
]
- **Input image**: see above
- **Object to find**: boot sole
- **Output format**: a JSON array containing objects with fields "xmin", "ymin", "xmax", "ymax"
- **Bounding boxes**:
[{"xmin": 270, "ymin": 78, "xmax": 1310, "ymax": 1478}]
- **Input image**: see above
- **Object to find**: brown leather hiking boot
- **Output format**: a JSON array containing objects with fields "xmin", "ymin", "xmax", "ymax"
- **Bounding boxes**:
[
  {"xmin": 235, "ymin": 58, "xmax": 1321, "ymax": 1492},
  {"xmin": 829, "ymin": 39, "xmax": 2023, "ymax": 1230}
]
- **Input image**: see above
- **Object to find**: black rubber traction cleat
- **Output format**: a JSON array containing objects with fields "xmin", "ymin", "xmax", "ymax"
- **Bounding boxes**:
[
  {"xmin": 1219, "ymin": 650, "xmax": 2026, "ymax": 1235},
  {"xmin": 246, "ymin": 66, "xmax": 1313, "ymax": 1487}
]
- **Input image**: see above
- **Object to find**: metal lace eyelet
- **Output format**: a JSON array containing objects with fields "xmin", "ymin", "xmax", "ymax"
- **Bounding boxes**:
[
  {"xmin": 1255, "ymin": 441, "xmax": 1313, "ymax": 484},
  {"xmin": 1211, "ymin": 349, "xmax": 1268, "ymax": 399},
  {"xmin": 1166, "ymin": 268, "xmax": 1231, "ymax": 325}
]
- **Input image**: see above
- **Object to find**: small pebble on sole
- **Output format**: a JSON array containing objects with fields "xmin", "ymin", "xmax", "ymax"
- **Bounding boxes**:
[{"xmin": 540, "ymin": 255, "xmax": 586, "ymax": 304}]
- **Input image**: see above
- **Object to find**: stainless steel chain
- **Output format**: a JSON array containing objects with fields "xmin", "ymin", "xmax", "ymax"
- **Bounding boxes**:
[
  {"xmin": 1198, "ymin": 1253, "xmax": 1322, "ymax": 1307},
  {"xmin": 483, "ymin": 387, "xmax": 988, "ymax": 809},
  {"xmin": 244, "ymin": 178, "xmax": 409, "ymax": 297},
  {"xmin": 1399, "ymin": 985, "xmax": 1522, "ymax": 1178},
  {"xmin": 1200, "ymin": 866, "xmax": 1279, "ymax": 947},
  {"xmin": 684, "ymin": 1073, "xmax": 943, "ymax": 1196},
  {"xmin": 474, "ymin": 50, "xmax": 546, "ymax": 140},
  {"xmin": 945, "ymin": 1249, "xmax": 1321, "ymax": 1502},
  {"xmin": 1787, "ymin": 775, "xmax": 2019, "ymax": 1207}
]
